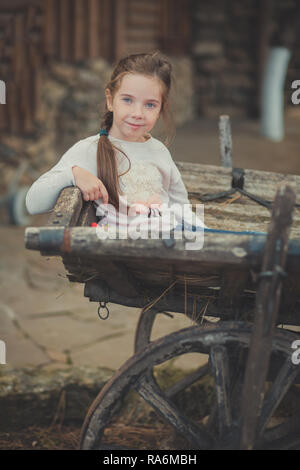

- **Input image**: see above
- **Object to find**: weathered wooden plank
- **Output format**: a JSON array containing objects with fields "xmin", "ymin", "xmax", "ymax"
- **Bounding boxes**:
[
  {"xmin": 219, "ymin": 115, "xmax": 233, "ymax": 168},
  {"xmin": 87, "ymin": 0, "xmax": 99, "ymax": 59},
  {"xmin": 0, "ymin": 100, "xmax": 8, "ymax": 132},
  {"xmin": 73, "ymin": 0, "xmax": 86, "ymax": 61},
  {"xmin": 210, "ymin": 345, "xmax": 231, "ymax": 435},
  {"xmin": 218, "ymin": 269, "xmax": 250, "ymax": 311},
  {"xmin": 0, "ymin": 0, "xmax": 41, "ymax": 9},
  {"xmin": 77, "ymin": 201, "xmax": 97, "ymax": 226},
  {"xmin": 31, "ymin": 69, "xmax": 41, "ymax": 121},
  {"xmin": 177, "ymin": 163, "xmax": 300, "ymax": 205},
  {"xmin": 12, "ymin": 11, "xmax": 26, "ymax": 81},
  {"xmin": 24, "ymin": 225, "xmax": 300, "ymax": 273},
  {"xmin": 159, "ymin": 0, "xmax": 191, "ymax": 54},
  {"xmin": 99, "ymin": 0, "xmax": 114, "ymax": 60},
  {"xmin": 114, "ymin": 0, "xmax": 127, "ymax": 60},
  {"xmin": 128, "ymin": 0, "xmax": 159, "ymax": 14},
  {"xmin": 128, "ymin": 13, "xmax": 159, "ymax": 27},
  {"xmin": 127, "ymin": 29, "xmax": 159, "ymax": 40},
  {"xmin": 199, "ymin": 201, "xmax": 300, "ymax": 238},
  {"xmin": 121, "ymin": 41, "xmax": 159, "ymax": 55},
  {"xmin": 240, "ymin": 183, "xmax": 296, "ymax": 450},
  {"xmin": 45, "ymin": 186, "xmax": 83, "ymax": 227},
  {"xmin": 100, "ymin": 260, "xmax": 140, "ymax": 297},
  {"xmin": 20, "ymin": 72, "xmax": 34, "ymax": 133},
  {"xmin": 176, "ymin": 162, "xmax": 300, "ymax": 238},
  {"xmin": 24, "ymin": 226, "xmax": 248, "ymax": 261},
  {"xmin": 59, "ymin": 0, "xmax": 71, "ymax": 61},
  {"xmin": 7, "ymin": 82, "xmax": 20, "ymax": 133},
  {"xmin": 44, "ymin": 0, "xmax": 57, "ymax": 57},
  {"xmin": 279, "ymin": 276, "xmax": 300, "ymax": 319}
]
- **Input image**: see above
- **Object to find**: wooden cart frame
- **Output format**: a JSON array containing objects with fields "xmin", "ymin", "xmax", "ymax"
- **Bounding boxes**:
[{"xmin": 25, "ymin": 124, "xmax": 300, "ymax": 450}]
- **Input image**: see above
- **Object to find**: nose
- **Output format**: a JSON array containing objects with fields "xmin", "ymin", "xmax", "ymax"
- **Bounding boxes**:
[{"xmin": 131, "ymin": 103, "xmax": 144, "ymax": 119}]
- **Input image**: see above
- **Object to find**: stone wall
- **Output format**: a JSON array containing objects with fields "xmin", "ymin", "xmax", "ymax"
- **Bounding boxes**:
[
  {"xmin": 191, "ymin": 0, "xmax": 300, "ymax": 118},
  {"xmin": 192, "ymin": 0, "xmax": 257, "ymax": 118}
]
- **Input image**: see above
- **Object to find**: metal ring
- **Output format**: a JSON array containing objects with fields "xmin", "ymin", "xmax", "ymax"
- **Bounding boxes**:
[{"xmin": 97, "ymin": 301, "xmax": 110, "ymax": 320}]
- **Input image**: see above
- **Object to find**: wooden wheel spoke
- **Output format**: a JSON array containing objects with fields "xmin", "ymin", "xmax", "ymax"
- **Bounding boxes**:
[
  {"xmin": 265, "ymin": 435, "xmax": 300, "ymax": 450},
  {"xmin": 258, "ymin": 358, "xmax": 300, "ymax": 436},
  {"xmin": 134, "ymin": 373, "xmax": 214, "ymax": 449},
  {"xmin": 209, "ymin": 345, "xmax": 232, "ymax": 435},
  {"xmin": 258, "ymin": 410, "xmax": 300, "ymax": 449}
]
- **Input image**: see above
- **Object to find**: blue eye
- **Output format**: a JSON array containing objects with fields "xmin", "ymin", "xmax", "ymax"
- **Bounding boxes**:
[
  {"xmin": 123, "ymin": 97, "xmax": 132, "ymax": 103},
  {"xmin": 146, "ymin": 103, "xmax": 155, "ymax": 108}
]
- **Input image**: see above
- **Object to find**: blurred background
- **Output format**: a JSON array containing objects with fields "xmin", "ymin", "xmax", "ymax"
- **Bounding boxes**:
[
  {"xmin": 1, "ymin": 0, "xmax": 300, "ymax": 371},
  {"xmin": 1, "ymin": 0, "xmax": 300, "ymax": 225}
]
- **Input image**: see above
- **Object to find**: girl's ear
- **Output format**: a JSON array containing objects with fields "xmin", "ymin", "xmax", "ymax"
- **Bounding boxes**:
[{"xmin": 105, "ymin": 88, "xmax": 113, "ymax": 112}]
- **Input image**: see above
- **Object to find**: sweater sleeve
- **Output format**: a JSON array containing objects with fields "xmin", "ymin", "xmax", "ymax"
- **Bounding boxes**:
[
  {"xmin": 25, "ymin": 140, "xmax": 83, "ymax": 215},
  {"xmin": 168, "ymin": 160, "xmax": 206, "ymax": 228}
]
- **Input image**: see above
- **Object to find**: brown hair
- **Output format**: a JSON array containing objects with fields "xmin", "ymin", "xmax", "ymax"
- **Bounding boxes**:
[{"xmin": 97, "ymin": 51, "xmax": 174, "ymax": 211}]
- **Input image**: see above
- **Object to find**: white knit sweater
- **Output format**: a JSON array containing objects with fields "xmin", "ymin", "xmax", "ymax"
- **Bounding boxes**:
[{"xmin": 25, "ymin": 133, "xmax": 205, "ymax": 230}]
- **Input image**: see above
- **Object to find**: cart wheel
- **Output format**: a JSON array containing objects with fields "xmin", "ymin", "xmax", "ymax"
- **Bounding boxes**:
[
  {"xmin": 80, "ymin": 322, "xmax": 300, "ymax": 450},
  {"xmin": 7, "ymin": 186, "xmax": 31, "ymax": 226},
  {"xmin": 134, "ymin": 307, "xmax": 211, "ymax": 397}
]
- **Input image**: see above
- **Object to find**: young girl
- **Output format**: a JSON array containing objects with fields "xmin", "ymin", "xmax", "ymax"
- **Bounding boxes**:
[{"xmin": 25, "ymin": 51, "xmax": 205, "ymax": 236}]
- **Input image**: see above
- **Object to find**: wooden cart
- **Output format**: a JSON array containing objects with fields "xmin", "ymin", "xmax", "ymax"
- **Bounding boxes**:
[{"xmin": 25, "ymin": 130, "xmax": 300, "ymax": 450}]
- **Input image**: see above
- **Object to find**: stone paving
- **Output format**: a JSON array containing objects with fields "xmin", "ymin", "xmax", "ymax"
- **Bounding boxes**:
[{"xmin": 0, "ymin": 224, "xmax": 200, "ymax": 372}]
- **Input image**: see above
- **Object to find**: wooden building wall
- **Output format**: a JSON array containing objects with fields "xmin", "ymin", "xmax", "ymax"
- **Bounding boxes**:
[{"xmin": 0, "ymin": 0, "xmax": 191, "ymax": 136}]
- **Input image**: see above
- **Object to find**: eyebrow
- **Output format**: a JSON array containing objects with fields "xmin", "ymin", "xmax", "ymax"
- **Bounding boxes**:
[{"xmin": 120, "ymin": 93, "xmax": 161, "ymax": 104}]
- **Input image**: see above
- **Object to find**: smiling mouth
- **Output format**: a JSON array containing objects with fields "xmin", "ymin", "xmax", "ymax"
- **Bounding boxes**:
[{"xmin": 127, "ymin": 122, "xmax": 143, "ymax": 129}]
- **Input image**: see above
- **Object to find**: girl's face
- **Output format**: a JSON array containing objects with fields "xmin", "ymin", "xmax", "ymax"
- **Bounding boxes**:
[{"xmin": 105, "ymin": 73, "xmax": 163, "ymax": 142}]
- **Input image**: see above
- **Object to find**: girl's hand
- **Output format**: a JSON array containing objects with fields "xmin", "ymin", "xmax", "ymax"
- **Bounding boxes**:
[
  {"xmin": 72, "ymin": 166, "xmax": 109, "ymax": 203},
  {"xmin": 130, "ymin": 196, "xmax": 162, "ymax": 215},
  {"xmin": 130, "ymin": 202, "xmax": 149, "ymax": 215}
]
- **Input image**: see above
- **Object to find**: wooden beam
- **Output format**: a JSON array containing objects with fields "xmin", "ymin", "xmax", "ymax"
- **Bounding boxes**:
[
  {"xmin": 114, "ymin": 0, "xmax": 127, "ymax": 60},
  {"xmin": 99, "ymin": 0, "xmax": 114, "ymax": 61},
  {"xmin": 20, "ymin": 72, "xmax": 34, "ymax": 133},
  {"xmin": 73, "ymin": 0, "xmax": 86, "ymax": 61},
  {"xmin": 12, "ymin": 11, "xmax": 25, "ymax": 81},
  {"xmin": 44, "ymin": 0, "xmax": 57, "ymax": 58},
  {"xmin": 87, "ymin": 0, "xmax": 99, "ymax": 59},
  {"xmin": 7, "ymin": 81, "xmax": 20, "ymax": 133},
  {"xmin": 59, "ymin": 0, "xmax": 71, "ymax": 61},
  {"xmin": 45, "ymin": 186, "xmax": 83, "ymax": 228},
  {"xmin": 0, "ymin": 101, "xmax": 8, "ymax": 132},
  {"xmin": 240, "ymin": 184, "xmax": 295, "ymax": 450}
]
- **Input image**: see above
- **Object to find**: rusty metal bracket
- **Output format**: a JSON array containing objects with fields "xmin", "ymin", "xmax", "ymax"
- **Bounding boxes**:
[
  {"xmin": 39, "ymin": 227, "xmax": 65, "ymax": 255},
  {"xmin": 197, "ymin": 167, "xmax": 300, "ymax": 210}
]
